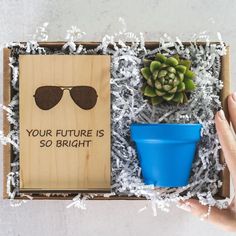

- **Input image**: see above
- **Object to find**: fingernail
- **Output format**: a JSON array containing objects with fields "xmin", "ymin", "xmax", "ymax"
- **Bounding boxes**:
[
  {"xmin": 177, "ymin": 203, "xmax": 192, "ymax": 212},
  {"xmin": 232, "ymin": 92, "xmax": 236, "ymax": 102},
  {"xmin": 218, "ymin": 109, "xmax": 226, "ymax": 120}
]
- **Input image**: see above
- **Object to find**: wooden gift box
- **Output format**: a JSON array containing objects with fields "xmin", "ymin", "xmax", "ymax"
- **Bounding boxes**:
[{"xmin": 2, "ymin": 42, "xmax": 230, "ymax": 200}]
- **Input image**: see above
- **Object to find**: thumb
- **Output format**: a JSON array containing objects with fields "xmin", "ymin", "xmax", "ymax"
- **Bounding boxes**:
[
  {"xmin": 185, "ymin": 199, "xmax": 211, "ymax": 218},
  {"xmin": 182, "ymin": 199, "xmax": 236, "ymax": 232}
]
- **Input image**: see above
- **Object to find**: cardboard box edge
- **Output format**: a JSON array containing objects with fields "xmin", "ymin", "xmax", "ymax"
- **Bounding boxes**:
[
  {"xmin": 3, "ymin": 48, "xmax": 11, "ymax": 199},
  {"xmin": 2, "ymin": 42, "xmax": 230, "ymax": 200},
  {"xmin": 219, "ymin": 46, "xmax": 231, "ymax": 198}
]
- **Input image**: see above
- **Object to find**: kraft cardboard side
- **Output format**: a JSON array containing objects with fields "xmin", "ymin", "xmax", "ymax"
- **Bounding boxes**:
[
  {"xmin": 219, "ymin": 46, "xmax": 231, "ymax": 198},
  {"xmin": 2, "ymin": 42, "xmax": 231, "ymax": 200},
  {"xmin": 3, "ymin": 48, "xmax": 11, "ymax": 199}
]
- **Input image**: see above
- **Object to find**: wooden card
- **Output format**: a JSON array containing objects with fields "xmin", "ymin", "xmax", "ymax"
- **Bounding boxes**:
[{"xmin": 19, "ymin": 55, "xmax": 111, "ymax": 192}]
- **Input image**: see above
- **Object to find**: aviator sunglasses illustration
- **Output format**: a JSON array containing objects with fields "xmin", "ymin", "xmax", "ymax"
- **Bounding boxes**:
[{"xmin": 33, "ymin": 85, "xmax": 98, "ymax": 110}]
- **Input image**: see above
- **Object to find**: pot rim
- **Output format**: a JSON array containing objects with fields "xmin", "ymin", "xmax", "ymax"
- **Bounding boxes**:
[
  {"xmin": 131, "ymin": 123, "xmax": 202, "ymax": 127},
  {"xmin": 131, "ymin": 123, "xmax": 202, "ymax": 142}
]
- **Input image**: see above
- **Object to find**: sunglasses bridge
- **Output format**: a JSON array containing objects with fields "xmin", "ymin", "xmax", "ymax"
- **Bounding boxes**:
[
  {"xmin": 33, "ymin": 85, "xmax": 98, "ymax": 110},
  {"xmin": 59, "ymin": 87, "xmax": 98, "ymax": 100},
  {"xmin": 59, "ymin": 86, "xmax": 76, "ymax": 91},
  {"xmin": 33, "ymin": 86, "xmax": 73, "ymax": 98}
]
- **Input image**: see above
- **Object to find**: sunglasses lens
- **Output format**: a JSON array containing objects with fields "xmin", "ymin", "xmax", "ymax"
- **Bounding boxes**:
[
  {"xmin": 70, "ymin": 86, "xmax": 98, "ymax": 110},
  {"xmin": 34, "ymin": 86, "xmax": 63, "ymax": 110}
]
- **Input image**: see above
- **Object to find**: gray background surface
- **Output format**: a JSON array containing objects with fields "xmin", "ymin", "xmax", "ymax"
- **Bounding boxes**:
[{"xmin": 0, "ymin": 0, "xmax": 236, "ymax": 235}]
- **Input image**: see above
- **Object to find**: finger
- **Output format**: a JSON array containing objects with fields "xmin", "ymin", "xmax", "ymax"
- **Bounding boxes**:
[
  {"xmin": 228, "ymin": 93, "xmax": 236, "ymax": 132},
  {"xmin": 215, "ymin": 110, "xmax": 236, "ymax": 180},
  {"xmin": 181, "ymin": 199, "xmax": 236, "ymax": 232}
]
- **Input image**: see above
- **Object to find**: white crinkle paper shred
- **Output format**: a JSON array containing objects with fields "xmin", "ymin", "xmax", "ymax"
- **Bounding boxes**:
[{"xmin": 0, "ymin": 22, "xmax": 230, "ymax": 213}]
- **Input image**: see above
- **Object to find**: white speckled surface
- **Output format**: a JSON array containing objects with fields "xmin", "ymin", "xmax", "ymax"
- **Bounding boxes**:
[{"xmin": 0, "ymin": 0, "xmax": 235, "ymax": 235}]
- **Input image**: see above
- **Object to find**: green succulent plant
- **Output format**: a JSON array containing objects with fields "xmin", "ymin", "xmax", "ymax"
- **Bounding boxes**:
[{"xmin": 140, "ymin": 53, "xmax": 196, "ymax": 105}]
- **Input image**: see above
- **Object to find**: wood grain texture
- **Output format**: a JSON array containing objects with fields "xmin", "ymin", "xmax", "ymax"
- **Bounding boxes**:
[{"xmin": 19, "ymin": 55, "xmax": 111, "ymax": 191}]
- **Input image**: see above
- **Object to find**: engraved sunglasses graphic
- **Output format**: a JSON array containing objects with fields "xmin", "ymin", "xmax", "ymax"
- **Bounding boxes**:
[{"xmin": 33, "ymin": 86, "xmax": 98, "ymax": 110}]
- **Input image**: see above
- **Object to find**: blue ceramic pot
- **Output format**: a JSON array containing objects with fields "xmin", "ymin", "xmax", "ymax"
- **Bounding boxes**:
[{"xmin": 130, "ymin": 123, "xmax": 202, "ymax": 187}]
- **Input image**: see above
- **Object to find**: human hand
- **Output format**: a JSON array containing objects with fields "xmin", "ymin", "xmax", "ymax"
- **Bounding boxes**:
[{"xmin": 179, "ymin": 93, "xmax": 236, "ymax": 232}]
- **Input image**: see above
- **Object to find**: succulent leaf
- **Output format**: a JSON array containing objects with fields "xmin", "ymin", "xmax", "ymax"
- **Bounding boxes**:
[
  {"xmin": 159, "ymin": 77, "xmax": 165, "ymax": 84},
  {"xmin": 177, "ymin": 82, "xmax": 185, "ymax": 92},
  {"xmin": 147, "ymin": 79, "xmax": 153, "ymax": 87},
  {"xmin": 155, "ymin": 53, "xmax": 167, "ymax": 63},
  {"xmin": 151, "ymin": 96, "xmax": 163, "ymax": 105},
  {"xmin": 176, "ymin": 65, "xmax": 187, "ymax": 74},
  {"xmin": 141, "ymin": 67, "xmax": 151, "ymax": 80},
  {"xmin": 183, "ymin": 93, "xmax": 188, "ymax": 103},
  {"xmin": 160, "ymin": 63, "xmax": 168, "ymax": 69},
  {"xmin": 177, "ymin": 72, "xmax": 184, "ymax": 81},
  {"xmin": 172, "ymin": 54, "xmax": 180, "ymax": 62},
  {"xmin": 167, "ymin": 67, "xmax": 176, "ymax": 73},
  {"xmin": 179, "ymin": 59, "xmax": 191, "ymax": 70},
  {"xmin": 184, "ymin": 70, "xmax": 195, "ymax": 80},
  {"xmin": 150, "ymin": 61, "xmax": 161, "ymax": 73},
  {"xmin": 144, "ymin": 85, "xmax": 156, "ymax": 97},
  {"xmin": 158, "ymin": 70, "xmax": 168, "ymax": 78},
  {"xmin": 163, "ymin": 93, "xmax": 175, "ymax": 101},
  {"xmin": 166, "ymin": 57, "xmax": 179, "ymax": 67},
  {"xmin": 163, "ymin": 85, "xmax": 172, "ymax": 91},
  {"xmin": 168, "ymin": 73, "xmax": 175, "ymax": 79},
  {"xmin": 173, "ymin": 92, "xmax": 184, "ymax": 103},
  {"xmin": 156, "ymin": 89, "xmax": 166, "ymax": 96},
  {"xmin": 184, "ymin": 79, "xmax": 196, "ymax": 91},
  {"xmin": 168, "ymin": 86, "xmax": 177, "ymax": 94},
  {"xmin": 155, "ymin": 80, "xmax": 162, "ymax": 90},
  {"xmin": 173, "ymin": 79, "xmax": 180, "ymax": 86},
  {"xmin": 141, "ymin": 84, "xmax": 146, "ymax": 93},
  {"xmin": 143, "ymin": 58, "xmax": 152, "ymax": 67},
  {"xmin": 153, "ymin": 70, "xmax": 159, "ymax": 80}
]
